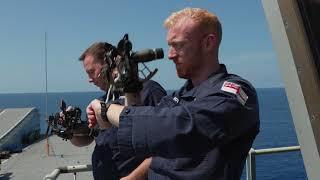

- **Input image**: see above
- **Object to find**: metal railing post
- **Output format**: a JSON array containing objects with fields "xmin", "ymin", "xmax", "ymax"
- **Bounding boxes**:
[
  {"xmin": 246, "ymin": 148, "xmax": 256, "ymax": 180},
  {"xmin": 43, "ymin": 164, "xmax": 92, "ymax": 180}
]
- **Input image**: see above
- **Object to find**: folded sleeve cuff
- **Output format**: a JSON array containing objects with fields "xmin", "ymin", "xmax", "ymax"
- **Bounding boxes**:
[
  {"xmin": 117, "ymin": 106, "xmax": 135, "ymax": 157},
  {"xmin": 118, "ymin": 106, "xmax": 151, "ymax": 157}
]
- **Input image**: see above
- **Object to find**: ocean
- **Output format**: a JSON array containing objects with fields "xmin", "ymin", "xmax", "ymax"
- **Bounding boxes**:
[{"xmin": 0, "ymin": 88, "xmax": 307, "ymax": 179}]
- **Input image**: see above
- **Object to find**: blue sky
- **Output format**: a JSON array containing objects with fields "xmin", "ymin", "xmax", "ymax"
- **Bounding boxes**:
[{"xmin": 0, "ymin": 0, "xmax": 283, "ymax": 93}]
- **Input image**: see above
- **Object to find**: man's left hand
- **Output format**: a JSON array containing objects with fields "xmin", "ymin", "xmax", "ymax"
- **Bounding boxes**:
[{"xmin": 86, "ymin": 99, "xmax": 112, "ymax": 129}]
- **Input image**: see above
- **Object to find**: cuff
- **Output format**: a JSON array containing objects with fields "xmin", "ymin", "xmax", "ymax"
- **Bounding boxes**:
[
  {"xmin": 117, "ymin": 106, "xmax": 151, "ymax": 157},
  {"xmin": 117, "ymin": 106, "xmax": 135, "ymax": 157},
  {"xmin": 131, "ymin": 107, "xmax": 150, "ymax": 156}
]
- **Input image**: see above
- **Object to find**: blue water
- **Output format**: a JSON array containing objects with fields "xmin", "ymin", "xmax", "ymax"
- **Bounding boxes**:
[{"xmin": 0, "ymin": 88, "xmax": 307, "ymax": 179}]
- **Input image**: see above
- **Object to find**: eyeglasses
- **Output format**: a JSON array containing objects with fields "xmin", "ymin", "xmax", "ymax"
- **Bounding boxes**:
[
  {"xmin": 97, "ymin": 67, "xmax": 104, "ymax": 78},
  {"xmin": 168, "ymin": 40, "xmax": 187, "ymax": 54},
  {"xmin": 87, "ymin": 66, "xmax": 104, "ymax": 80},
  {"xmin": 97, "ymin": 70, "xmax": 102, "ymax": 78},
  {"xmin": 168, "ymin": 34, "xmax": 214, "ymax": 53}
]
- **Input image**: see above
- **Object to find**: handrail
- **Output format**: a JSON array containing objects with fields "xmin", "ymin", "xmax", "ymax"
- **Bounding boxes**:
[
  {"xmin": 246, "ymin": 146, "xmax": 301, "ymax": 180},
  {"xmin": 43, "ymin": 164, "xmax": 92, "ymax": 180},
  {"xmin": 43, "ymin": 146, "xmax": 301, "ymax": 180},
  {"xmin": 251, "ymin": 145, "xmax": 300, "ymax": 155}
]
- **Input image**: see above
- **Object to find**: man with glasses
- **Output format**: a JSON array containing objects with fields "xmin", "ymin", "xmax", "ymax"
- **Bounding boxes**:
[
  {"xmin": 86, "ymin": 8, "xmax": 260, "ymax": 180},
  {"xmin": 72, "ymin": 42, "xmax": 166, "ymax": 180}
]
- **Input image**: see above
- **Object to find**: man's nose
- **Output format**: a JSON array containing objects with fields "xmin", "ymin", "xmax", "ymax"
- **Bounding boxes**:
[{"xmin": 168, "ymin": 47, "xmax": 177, "ymax": 60}]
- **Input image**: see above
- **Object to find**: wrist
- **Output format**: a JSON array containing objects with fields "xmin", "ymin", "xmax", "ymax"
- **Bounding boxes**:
[{"xmin": 100, "ymin": 101, "xmax": 111, "ymax": 122}]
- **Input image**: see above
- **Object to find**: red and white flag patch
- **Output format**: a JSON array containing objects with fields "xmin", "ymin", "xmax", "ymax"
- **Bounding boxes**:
[{"xmin": 221, "ymin": 81, "xmax": 248, "ymax": 105}]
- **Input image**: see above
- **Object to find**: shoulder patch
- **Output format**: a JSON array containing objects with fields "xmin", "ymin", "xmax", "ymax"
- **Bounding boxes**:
[{"xmin": 221, "ymin": 81, "xmax": 248, "ymax": 105}]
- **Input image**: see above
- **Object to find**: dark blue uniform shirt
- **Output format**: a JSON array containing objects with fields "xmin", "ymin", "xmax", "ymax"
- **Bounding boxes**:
[
  {"xmin": 117, "ymin": 64, "xmax": 260, "ymax": 180},
  {"xmin": 92, "ymin": 80, "xmax": 166, "ymax": 180}
]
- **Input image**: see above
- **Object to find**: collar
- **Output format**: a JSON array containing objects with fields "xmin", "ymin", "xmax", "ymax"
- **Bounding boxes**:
[{"xmin": 177, "ymin": 64, "xmax": 228, "ymax": 98}]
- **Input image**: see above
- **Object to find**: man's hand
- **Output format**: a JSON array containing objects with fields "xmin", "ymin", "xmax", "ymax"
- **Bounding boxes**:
[
  {"xmin": 119, "ymin": 158, "xmax": 151, "ymax": 180},
  {"xmin": 112, "ymin": 51, "xmax": 142, "ymax": 93},
  {"xmin": 58, "ymin": 106, "xmax": 74, "ymax": 126},
  {"xmin": 86, "ymin": 99, "xmax": 112, "ymax": 129}
]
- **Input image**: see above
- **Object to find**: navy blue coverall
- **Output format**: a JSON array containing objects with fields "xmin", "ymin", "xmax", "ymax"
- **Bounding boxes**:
[
  {"xmin": 117, "ymin": 64, "xmax": 260, "ymax": 180},
  {"xmin": 92, "ymin": 80, "xmax": 166, "ymax": 180}
]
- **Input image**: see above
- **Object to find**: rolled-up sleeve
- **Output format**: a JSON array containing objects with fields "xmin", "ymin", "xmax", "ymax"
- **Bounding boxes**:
[
  {"xmin": 117, "ymin": 104, "xmax": 196, "ymax": 158},
  {"xmin": 117, "ymin": 106, "xmax": 135, "ymax": 157},
  {"xmin": 117, "ymin": 93, "xmax": 258, "ymax": 158}
]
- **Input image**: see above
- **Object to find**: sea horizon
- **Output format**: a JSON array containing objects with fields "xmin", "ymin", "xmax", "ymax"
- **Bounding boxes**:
[
  {"xmin": 0, "ymin": 87, "xmax": 307, "ymax": 179},
  {"xmin": 0, "ymin": 86, "xmax": 285, "ymax": 95}
]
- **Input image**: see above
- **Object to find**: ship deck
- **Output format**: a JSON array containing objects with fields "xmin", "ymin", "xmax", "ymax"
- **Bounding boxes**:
[
  {"xmin": 0, "ymin": 108, "xmax": 35, "ymax": 139},
  {"xmin": 0, "ymin": 135, "xmax": 94, "ymax": 180}
]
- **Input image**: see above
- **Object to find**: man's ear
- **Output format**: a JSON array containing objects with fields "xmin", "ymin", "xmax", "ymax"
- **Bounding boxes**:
[{"xmin": 203, "ymin": 34, "xmax": 217, "ymax": 50}]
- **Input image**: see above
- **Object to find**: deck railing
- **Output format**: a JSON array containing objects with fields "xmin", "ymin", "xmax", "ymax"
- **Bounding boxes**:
[
  {"xmin": 245, "ymin": 146, "xmax": 301, "ymax": 180},
  {"xmin": 43, "ymin": 164, "xmax": 92, "ymax": 180},
  {"xmin": 43, "ymin": 146, "xmax": 301, "ymax": 180}
]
